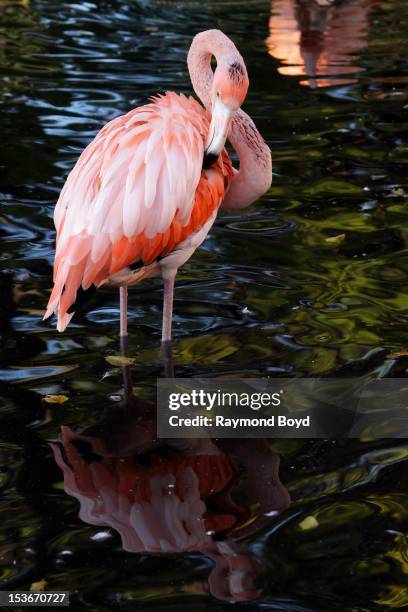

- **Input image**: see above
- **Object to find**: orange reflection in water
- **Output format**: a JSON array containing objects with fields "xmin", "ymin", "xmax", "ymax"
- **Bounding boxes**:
[
  {"xmin": 266, "ymin": 0, "xmax": 377, "ymax": 87},
  {"xmin": 51, "ymin": 423, "xmax": 290, "ymax": 602}
]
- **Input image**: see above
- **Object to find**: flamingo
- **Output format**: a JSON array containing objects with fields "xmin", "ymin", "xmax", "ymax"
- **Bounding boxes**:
[{"xmin": 44, "ymin": 30, "xmax": 272, "ymax": 342}]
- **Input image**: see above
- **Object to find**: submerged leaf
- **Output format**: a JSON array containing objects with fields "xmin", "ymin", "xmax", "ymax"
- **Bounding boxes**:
[
  {"xmin": 387, "ymin": 350, "xmax": 408, "ymax": 359},
  {"xmin": 105, "ymin": 355, "xmax": 136, "ymax": 366},
  {"xmin": 299, "ymin": 515, "xmax": 319, "ymax": 530},
  {"xmin": 324, "ymin": 233, "xmax": 346, "ymax": 245},
  {"xmin": 30, "ymin": 579, "xmax": 48, "ymax": 592},
  {"xmin": 42, "ymin": 395, "xmax": 69, "ymax": 404}
]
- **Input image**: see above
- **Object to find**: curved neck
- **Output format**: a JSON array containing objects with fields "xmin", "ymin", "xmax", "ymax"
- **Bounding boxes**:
[
  {"xmin": 187, "ymin": 31, "xmax": 272, "ymax": 208},
  {"xmin": 187, "ymin": 29, "xmax": 243, "ymax": 110},
  {"xmin": 222, "ymin": 110, "xmax": 272, "ymax": 209}
]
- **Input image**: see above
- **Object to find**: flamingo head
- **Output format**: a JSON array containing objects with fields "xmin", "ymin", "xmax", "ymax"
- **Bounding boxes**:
[{"xmin": 204, "ymin": 59, "xmax": 249, "ymax": 168}]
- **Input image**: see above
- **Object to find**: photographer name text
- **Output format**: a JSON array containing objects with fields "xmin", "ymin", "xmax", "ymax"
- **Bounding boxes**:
[{"xmin": 168, "ymin": 414, "xmax": 310, "ymax": 429}]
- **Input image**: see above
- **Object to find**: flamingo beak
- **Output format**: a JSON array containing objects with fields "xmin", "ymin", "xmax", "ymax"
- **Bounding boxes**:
[{"xmin": 203, "ymin": 96, "xmax": 235, "ymax": 169}]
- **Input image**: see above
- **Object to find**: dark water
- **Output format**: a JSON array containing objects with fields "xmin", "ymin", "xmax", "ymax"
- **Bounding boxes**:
[{"xmin": 1, "ymin": 0, "xmax": 407, "ymax": 609}]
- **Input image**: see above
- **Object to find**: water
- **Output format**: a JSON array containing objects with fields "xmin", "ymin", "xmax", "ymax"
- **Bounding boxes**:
[{"xmin": 0, "ymin": 0, "xmax": 407, "ymax": 609}]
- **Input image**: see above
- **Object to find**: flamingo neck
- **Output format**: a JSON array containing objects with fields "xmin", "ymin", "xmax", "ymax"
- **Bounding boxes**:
[
  {"xmin": 222, "ymin": 111, "xmax": 272, "ymax": 209},
  {"xmin": 187, "ymin": 31, "xmax": 272, "ymax": 208},
  {"xmin": 187, "ymin": 29, "xmax": 243, "ymax": 110}
]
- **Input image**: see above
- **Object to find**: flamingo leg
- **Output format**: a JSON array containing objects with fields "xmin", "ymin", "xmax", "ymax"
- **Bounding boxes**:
[
  {"xmin": 118, "ymin": 331, "xmax": 133, "ymax": 402},
  {"xmin": 119, "ymin": 285, "xmax": 128, "ymax": 337},
  {"xmin": 162, "ymin": 339, "xmax": 175, "ymax": 378},
  {"xmin": 162, "ymin": 273, "xmax": 176, "ymax": 344}
]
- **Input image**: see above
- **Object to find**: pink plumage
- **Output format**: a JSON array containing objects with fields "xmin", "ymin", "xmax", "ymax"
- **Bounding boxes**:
[
  {"xmin": 44, "ymin": 30, "xmax": 272, "ymax": 340},
  {"xmin": 45, "ymin": 92, "xmax": 232, "ymax": 331}
]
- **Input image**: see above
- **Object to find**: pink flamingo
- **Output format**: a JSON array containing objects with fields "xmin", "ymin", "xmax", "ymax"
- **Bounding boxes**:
[{"xmin": 43, "ymin": 30, "xmax": 272, "ymax": 341}]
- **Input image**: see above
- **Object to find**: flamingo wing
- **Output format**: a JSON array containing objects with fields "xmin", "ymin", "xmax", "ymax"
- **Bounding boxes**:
[{"xmin": 45, "ymin": 92, "xmax": 232, "ymax": 331}]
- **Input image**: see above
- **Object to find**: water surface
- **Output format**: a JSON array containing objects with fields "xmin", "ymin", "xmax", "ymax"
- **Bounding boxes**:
[{"xmin": 0, "ymin": 0, "xmax": 407, "ymax": 609}]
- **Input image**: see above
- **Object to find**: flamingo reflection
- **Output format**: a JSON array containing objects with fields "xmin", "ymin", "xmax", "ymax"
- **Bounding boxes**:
[
  {"xmin": 267, "ymin": 0, "xmax": 378, "ymax": 88},
  {"xmin": 51, "ymin": 408, "xmax": 289, "ymax": 602}
]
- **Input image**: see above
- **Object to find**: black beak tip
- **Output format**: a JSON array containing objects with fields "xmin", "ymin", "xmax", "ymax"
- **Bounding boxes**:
[{"xmin": 203, "ymin": 151, "xmax": 219, "ymax": 170}]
